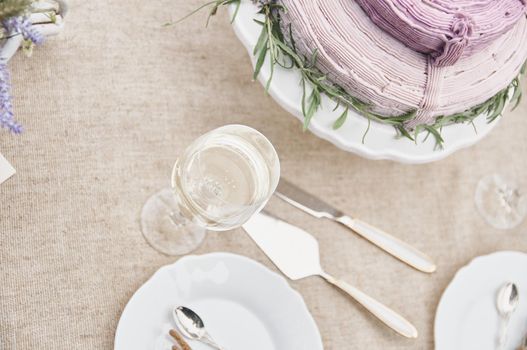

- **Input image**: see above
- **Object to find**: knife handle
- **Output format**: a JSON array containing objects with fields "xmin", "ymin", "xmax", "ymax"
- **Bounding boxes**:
[
  {"xmin": 336, "ymin": 216, "xmax": 436, "ymax": 273},
  {"xmin": 321, "ymin": 272, "xmax": 418, "ymax": 338}
]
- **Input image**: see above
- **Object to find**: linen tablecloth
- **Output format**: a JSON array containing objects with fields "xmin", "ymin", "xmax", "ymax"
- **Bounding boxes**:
[{"xmin": 1, "ymin": 1, "xmax": 527, "ymax": 348}]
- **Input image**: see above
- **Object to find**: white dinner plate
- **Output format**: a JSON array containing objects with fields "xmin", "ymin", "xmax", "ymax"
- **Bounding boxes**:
[
  {"xmin": 114, "ymin": 252, "xmax": 323, "ymax": 350},
  {"xmin": 435, "ymin": 251, "xmax": 527, "ymax": 350},
  {"xmin": 229, "ymin": 1, "xmax": 502, "ymax": 164}
]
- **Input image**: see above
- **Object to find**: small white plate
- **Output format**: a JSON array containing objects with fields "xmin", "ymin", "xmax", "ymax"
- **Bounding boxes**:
[
  {"xmin": 114, "ymin": 253, "xmax": 323, "ymax": 350},
  {"xmin": 435, "ymin": 251, "xmax": 527, "ymax": 350},
  {"xmin": 229, "ymin": 1, "xmax": 501, "ymax": 164}
]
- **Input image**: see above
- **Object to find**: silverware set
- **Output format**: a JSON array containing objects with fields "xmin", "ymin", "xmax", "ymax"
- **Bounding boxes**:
[
  {"xmin": 242, "ymin": 177, "xmax": 437, "ymax": 338},
  {"xmin": 169, "ymin": 180, "xmax": 527, "ymax": 347},
  {"xmin": 172, "ymin": 285, "xmax": 527, "ymax": 349}
]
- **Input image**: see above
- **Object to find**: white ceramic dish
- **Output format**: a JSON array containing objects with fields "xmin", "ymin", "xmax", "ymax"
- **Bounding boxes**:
[
  {"xmin": 435, "ymin": 251, "xmax": 527, "ymax": 350},
  {"xmin": 228, "ymin": 1, "xmax": 502, "ymax": 164},
  {"xmin": 114, "ymin": 252, "xmax": 323, "ymax": 350}
]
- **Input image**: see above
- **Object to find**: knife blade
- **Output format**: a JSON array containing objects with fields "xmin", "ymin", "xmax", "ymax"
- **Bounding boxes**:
[
  {"xmin": 242, "ymin": 211, "xmax": 418, "ymax": 338},
  {"xmin": 276, "ymin": 178, "xmax": 436, "ymax": 273}
]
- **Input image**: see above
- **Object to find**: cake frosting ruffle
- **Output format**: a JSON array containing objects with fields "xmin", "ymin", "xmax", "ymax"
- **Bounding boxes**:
[
  {"xmin": 278, "ymin": 0, "xmax": 527, "ymax": 126},
  {"xmin": 354, "ymin": 0, "xmax": 526, "ymax": 67}
]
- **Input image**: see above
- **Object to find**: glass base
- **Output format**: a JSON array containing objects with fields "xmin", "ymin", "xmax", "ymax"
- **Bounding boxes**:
[
  {"xmin": 141, "ymin": 188, "xmax": 206, "ymax": 256},
  {"xmin": 475, "ymin": 174, "xmax": 527, "ymax": 230}
]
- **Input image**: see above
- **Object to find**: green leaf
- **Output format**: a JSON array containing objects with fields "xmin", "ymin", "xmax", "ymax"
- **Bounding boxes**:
[
  {"xmin": 413, "ymin": 125, "xmax": 423, "ymax": 145},
  {"xmin": 470, "ymin": 120, "xmax": 478, "ymax": 134},
  {"xmin": 253, "ymin": 27, "xmax": 268, "ymax": 56},
  {"xmin": 395, "ymin": 109, "xmax": 417, "ymax": 122},
  {"xmin": 230, "ymin": 0, "xmax": 241, "ymax": 23},
  {"xmin": 253, "ymin": 45, "xmax": 268, "ymax": 80},
  {"xmin": 362, "ymin": 118, "xmax": 371, "ymax": 144},
  {"xmin": 301, "ymin": 77, "xmax": 307, "ymax": 119},
  {"xmin": 395, "ymin": 125, "xmax": 414, "ymax": 141},
  {"xmin": 487, "ymin": 92, "xmax": 506, "ymax": 122},
  {"xmin": 274, "ymin": 39, "xmax": 302, "ymax": 64},
  {"xmin": 265, "ymin": 54, "xmax": 274, "ymax": 92},
  {"xmin": 424, "ymin": 125, "xmax": 444, "ymax": 148},
  {"xmin": 309, "ymin": 49, "xmax": 319, "ymax": 67},
  {"xmin": 303, "ymin": 87, "xmax": 320, "ymax": 130},
  {"xmin": 510, "ymin": 80, "xmax": 523, "ymax": 111},
  {"xmin": 333, "ymin": 108, "xmax": 348, "ymax": 129}
]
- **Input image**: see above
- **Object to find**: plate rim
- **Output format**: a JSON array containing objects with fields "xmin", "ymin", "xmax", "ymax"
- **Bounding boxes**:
[
  {"xmin": 228, "ymin": 1, "xmax": 503, "ymax": 164},
  {"xmin": 114, "ymin": 252, "xmax": 324, "ymax": 350},
  {"xmin": 434, "ymin": 250, "xmax": 527, "ymax": 349}
]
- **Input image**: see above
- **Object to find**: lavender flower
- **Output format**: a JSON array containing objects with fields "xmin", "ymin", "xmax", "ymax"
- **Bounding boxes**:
[
  {"xmin": 0, "ymin": 63, "xmax": 21, "ymax": 133},
  {"xmin": 0, "ymin": 16, "xmax": 44, "ymax": 133},
  {"xmin": 3, "ymin": 16, "xmax": 44, "ymax": 45}
]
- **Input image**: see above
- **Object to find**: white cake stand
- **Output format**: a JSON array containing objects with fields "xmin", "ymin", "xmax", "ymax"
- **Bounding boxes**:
[{"xmin": 229, "ymin": 1, "xmax": 503, "ymax": 164}]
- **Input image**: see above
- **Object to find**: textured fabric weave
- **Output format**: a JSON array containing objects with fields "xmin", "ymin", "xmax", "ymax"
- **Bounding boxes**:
[{"xmin": 1, "ymin": 0, "xmax": 527, "ymax": 348}]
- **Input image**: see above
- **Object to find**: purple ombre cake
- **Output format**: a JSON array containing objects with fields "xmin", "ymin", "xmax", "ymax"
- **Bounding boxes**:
[
  {"xmin": 277, "ymin": 0, "xmax": 527, "ymax": 126},
  {"xmin": 355, "ymin": 0, "xmax": 526, "ymax": 66}
]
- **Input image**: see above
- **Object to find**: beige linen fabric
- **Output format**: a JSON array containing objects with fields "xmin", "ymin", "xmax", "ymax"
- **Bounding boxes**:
[{"xmin": 1, "ymin": 0, "xmax": 527, "ymax": 348}]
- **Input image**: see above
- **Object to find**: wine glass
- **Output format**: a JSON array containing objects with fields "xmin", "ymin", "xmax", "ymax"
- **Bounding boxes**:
[
  {"xmin": 141, "ymin": 124, "xmax": 280, "ymax": 255},
  {"xmin": 475, "ymin": 173, "xmax": 527, "ymax": 230}
]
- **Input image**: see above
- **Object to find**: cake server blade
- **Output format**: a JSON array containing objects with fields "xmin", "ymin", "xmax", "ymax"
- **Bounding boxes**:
[{"xmin": 242, "ymin": 210, "xmax": 418, "ymax": 338}]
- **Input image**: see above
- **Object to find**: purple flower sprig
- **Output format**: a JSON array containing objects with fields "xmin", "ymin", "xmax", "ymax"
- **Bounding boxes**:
[
  {"xmin": 0, "ymin": 16, "xmax": 44, "ymax": 133},
  {"xmin": 3, "ymin": 16, "xmax": 44, "ymax": 45},
  {"xmin": 0, "ymin": 63, "xmax": 21, "ymax": 133}
]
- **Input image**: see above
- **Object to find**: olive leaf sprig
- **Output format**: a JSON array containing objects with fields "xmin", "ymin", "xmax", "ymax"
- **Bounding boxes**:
[{"xmin": 252, "ymin": 2, "xmax": 289, "ymax": 92}]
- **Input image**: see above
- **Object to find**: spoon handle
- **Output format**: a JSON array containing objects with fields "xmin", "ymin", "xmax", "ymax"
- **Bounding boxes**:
[
  {"xmin": 202, "ymin": 332, "xmax": 224, "ymax": 350},
  {"xmin": 320, "ymin": 272, "xmax": 418, "ymax": 338},
  {"xmin": 497, "ymin": 315, "xmax": 511, "ymax": 350}
]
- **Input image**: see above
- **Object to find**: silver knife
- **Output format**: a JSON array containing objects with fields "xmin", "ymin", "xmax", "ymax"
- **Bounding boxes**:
[
  {"xmin": 275, "ymin": 178, "xmax": 436, "ymax": 273},
  {"xmin": 243, "ymin": 211, "xmax": 418, "ymax": 338}
]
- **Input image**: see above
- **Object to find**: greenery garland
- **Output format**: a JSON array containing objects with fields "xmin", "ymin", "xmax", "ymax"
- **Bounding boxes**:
[{"xmin": 175, "ymin": 0, "xmax": 525, "ymax": 148}]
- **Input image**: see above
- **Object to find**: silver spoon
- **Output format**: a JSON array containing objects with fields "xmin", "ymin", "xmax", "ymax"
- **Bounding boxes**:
[
  {"xmin": 496, "ymin": 282, "xmax": 520, "ymax": 350},
  {"xmin": 173, "ymin": 306, "xmax": 224, "ymax": 350}
]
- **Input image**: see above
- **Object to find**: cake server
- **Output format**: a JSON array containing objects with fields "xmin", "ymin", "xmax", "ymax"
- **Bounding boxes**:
[
  {"xmin": 242, "ymin": 211, "xmax": 418, "ymax": 338},
  {"xmin": 275, "ymin": 179, "xmax": 436, "ymax": 273}
]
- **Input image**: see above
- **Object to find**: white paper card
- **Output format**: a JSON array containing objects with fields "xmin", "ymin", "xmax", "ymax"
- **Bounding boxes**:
[{"xmin": 0, "ymin": 152, "xmax": 15, "ymax": 184}]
